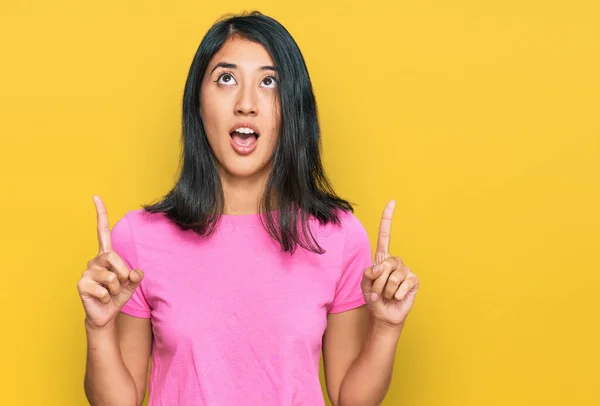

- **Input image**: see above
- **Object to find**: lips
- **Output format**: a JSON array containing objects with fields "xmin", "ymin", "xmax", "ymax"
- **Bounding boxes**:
[
  {"xmin": 229, "ymin": 122, "xmax": 260, "ymax": 137},
  {"xmin": 229, "ymin": 122, "xmax": 260, "ymax": 155}
]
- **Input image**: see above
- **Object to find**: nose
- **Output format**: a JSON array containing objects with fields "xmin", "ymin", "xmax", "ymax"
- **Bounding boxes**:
[{"xmin": 234, "ymin": 83, "xmax": 258, "ymax": 116}]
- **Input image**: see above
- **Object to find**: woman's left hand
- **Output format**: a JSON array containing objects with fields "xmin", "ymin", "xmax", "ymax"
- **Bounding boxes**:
[{"xmin": 361, "ymin": 200, "xmax": 419, "ymax": 328}]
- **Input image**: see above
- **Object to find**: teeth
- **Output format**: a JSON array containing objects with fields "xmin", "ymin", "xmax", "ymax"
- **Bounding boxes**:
[{"xmin": 234, "ymin": 127, "xmax": 255, "ymax": 134}]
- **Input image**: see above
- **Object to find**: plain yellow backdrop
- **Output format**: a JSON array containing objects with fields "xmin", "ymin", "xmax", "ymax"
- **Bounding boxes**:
[{"xmin": 1, "ymin": 0, "xmax": 598, "ymax": 405}]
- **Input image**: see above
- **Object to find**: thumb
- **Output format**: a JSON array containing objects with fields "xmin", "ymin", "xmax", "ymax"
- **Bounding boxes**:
[
  {"xmin": 114, "ymin": 269, "xmax": 144, "ymax": 308},
  {"xmin": 126, "ymin": 269, "xmax": 144, "ymax": 290},
  {"xmin": 361, "ymin": 265, "xmax": 377, "ymax": 294}
]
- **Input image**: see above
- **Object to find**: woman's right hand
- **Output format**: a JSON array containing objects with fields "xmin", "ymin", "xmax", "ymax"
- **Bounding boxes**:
[{"xmin": 77, "ymin": 196, "xmax": 144, "ymax": 329}]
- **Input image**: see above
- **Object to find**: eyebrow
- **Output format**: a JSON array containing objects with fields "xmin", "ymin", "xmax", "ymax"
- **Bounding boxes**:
[{"xmin": 209, "ymin": 62, "xmax": 277, "ymax": 75}]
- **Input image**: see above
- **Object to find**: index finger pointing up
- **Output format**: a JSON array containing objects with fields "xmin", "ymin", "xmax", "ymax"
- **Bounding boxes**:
[
  {"xmin": 93, "ymin": 195, "xmax": 112, "ymax": 253},
  {"xmin": 375, "ymin": 200, "xmax": 396, "ymax": 265}
]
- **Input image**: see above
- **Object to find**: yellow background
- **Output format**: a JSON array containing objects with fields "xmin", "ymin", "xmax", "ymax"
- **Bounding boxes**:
[{"xmin": 1, "ymin": 0, "xmax": 598, "ymax": 405}]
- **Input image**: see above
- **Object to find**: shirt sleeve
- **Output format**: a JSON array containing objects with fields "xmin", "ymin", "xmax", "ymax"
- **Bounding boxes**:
[
  {"xmin": 329, "ymin": 213, "xmax": 373, "ymax": 314},
  {"xmin": 110, "ymin": 212, "xmax": 152, "ymax": 319}
]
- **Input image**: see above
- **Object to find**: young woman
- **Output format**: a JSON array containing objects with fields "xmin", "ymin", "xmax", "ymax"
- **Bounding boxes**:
[{"xmin": 78, "ymin": 11, "xmax": 419, "ymax": 406}]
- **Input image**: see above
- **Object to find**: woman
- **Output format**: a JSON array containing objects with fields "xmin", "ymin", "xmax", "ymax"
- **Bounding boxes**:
[{"xmin": 78, "ymin": 11, "xmax": 419, "ymax": 406}]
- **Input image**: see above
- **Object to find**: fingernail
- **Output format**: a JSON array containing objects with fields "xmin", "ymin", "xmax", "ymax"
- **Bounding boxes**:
[
  {"xmin": 373, "ymin": 265, "xmax": 380, "ymax": 274},
  {"xmin": 370, "ymin": 292, "xmax": 378, "ymax": 302}
]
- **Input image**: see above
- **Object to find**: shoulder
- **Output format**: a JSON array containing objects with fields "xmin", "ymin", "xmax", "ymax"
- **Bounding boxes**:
[
  {"xmin": 120, "ymin": 208, "xmax": 174, "ymax": 231},
  {"xmin": 112, "ymin": 208, "xmax": 181, "ymax": 243},
  {"xmin": 333, "ymin": 209, "xmax": 370, "ymax": 243},
  {"xmin": 122, "ymin": 208, "xmax": 165, "ymax": 224},
  {"xmin": 307, "ymin": 209, "xmax": 370, "ymax": 253}
]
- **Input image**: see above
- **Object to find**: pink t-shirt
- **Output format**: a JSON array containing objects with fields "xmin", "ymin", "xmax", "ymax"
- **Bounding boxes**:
[{"xmin": 111, "ymin": 208, "xmax": 372, "ymax": 406}]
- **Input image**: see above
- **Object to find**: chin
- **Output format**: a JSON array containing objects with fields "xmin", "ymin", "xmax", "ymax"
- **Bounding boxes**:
[{"xmin": 222, "ymin": 158, "xmax": 271, "ymax": 179}]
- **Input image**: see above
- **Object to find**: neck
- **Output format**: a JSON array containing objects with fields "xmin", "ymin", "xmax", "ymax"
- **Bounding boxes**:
[{"xmin": 219, "ymin": 166, "xmax": 270, "ymax": 216}]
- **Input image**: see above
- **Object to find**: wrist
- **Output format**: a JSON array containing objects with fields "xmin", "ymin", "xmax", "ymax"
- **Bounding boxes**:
[
  {"xmin": 84, "ymin": 318, "xmax": 117, "ymax": 335},
  {"xmin": 371, "ymin": 317, "xmax": 404, "ymax": 338}
]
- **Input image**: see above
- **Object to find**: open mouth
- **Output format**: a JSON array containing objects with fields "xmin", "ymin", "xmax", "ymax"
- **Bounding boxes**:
[
  {"xmin": 229, "ymin": 127, "xmax": 260, "ymax": 146},
  {"xmin": 229, "ymin": 124, "xmax": 260, "ymax": 155}
]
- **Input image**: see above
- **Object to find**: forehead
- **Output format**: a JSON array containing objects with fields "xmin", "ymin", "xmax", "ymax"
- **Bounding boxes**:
[{"xmin": 209, "ymin": 37, "xmax": 274, "ymax": 69}]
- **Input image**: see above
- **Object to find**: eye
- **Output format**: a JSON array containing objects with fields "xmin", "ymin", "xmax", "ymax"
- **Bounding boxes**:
[
  {"xmin": 261, "ymin": 76, "xmax": 277, "ymax": 88},
  {"xmin": 216, "ymin": 72, "xmax": 237, "ymax": 85}
]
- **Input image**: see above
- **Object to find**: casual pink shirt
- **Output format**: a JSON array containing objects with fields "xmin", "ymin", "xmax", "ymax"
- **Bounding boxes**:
[{"xmin": 111, "ymin": 208, "xmax": 372, "ymax": 406}]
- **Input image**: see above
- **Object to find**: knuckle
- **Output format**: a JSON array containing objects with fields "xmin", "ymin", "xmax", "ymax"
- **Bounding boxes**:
[
  {"xmin": 92, "ymin": 255, "xmax": 104, "ymax": 267},
  {"xmin": 387, "ymin": 258, "xmax": 398, "ymax": 270},
  {"xmin": 106, "ymin": 251, "xmax": 117, "ymax": 263}
]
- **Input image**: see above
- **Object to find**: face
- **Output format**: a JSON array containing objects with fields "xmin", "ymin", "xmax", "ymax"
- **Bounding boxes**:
[{"xmin": 200, "ymin": 37, "xmax": 281, "ymax": 181}]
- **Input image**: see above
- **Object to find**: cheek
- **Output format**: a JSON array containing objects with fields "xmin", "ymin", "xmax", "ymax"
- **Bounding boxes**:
[
  {"xmin": 268, "ymin": 114, "xmax": 281, "ymax": 155},
  {"xmin": 262, "ymin": 96, "xmax": 281, "ymax": 139},
  {"xmin": 200, "ymin": 100, "xmax": 224, "ymax": 140}
]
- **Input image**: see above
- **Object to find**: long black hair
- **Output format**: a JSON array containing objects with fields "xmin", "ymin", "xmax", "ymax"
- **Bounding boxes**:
[{"xmin": 143, "ymin": 11, "xmax": 353, "ymax": 254}]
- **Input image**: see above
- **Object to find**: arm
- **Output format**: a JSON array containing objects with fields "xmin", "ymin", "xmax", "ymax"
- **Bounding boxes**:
[
  {"xmin": 82, "ymin": 197, "xmax": 153, "ymax": 405},
  {"xmin": 324, "ymin": 201, "xmax": 418, "ymax": 405},
  {"xmin": 323, "ymin": 306, "xmax": 402, "ymax": 406},
  {"xmin": 84, "ymin": 313, "xmax": 152, "ymax": 406}
]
